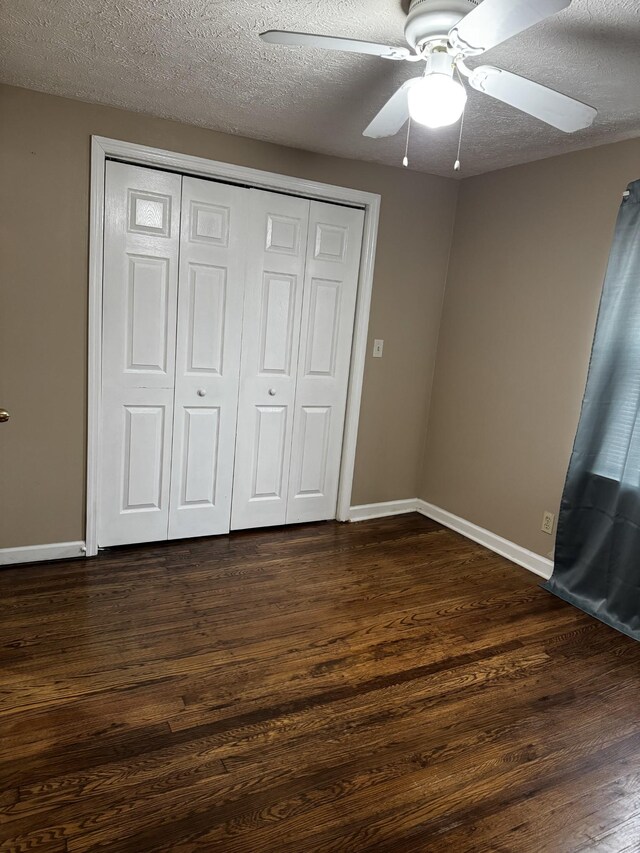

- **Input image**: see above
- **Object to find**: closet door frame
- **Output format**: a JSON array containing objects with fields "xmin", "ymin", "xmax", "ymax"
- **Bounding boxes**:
[{"xmin": 86, "ymin": 136, "xmax": 380, "ymax": 557}]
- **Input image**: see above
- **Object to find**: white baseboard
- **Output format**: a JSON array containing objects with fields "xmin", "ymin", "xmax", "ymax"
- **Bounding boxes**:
[
  {"xmin": 348, "ymin": 499, "xmax": 418, "ymax": 522},
  {"xmin": 2, "ymin": 504, "xmax": 553, "ymax": 579},
  {"xmin": 348, "ymin": 498, "xmax": 553, "ymax": 580},
  {"xmin": 0, "ymin": 541, "xmax": 86, "ymax": 567},
  {"xmin": 415, "ymin": 500, "xmax": 553, "ymax": 580}
]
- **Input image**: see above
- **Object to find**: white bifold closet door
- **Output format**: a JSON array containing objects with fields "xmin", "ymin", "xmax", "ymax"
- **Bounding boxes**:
[
  {"xmin": 98, "ymin": 161, "xmax": 364, "ymax": 547},
  {"xmin": 230, "ymin": 191, "xmax": 310, "ymax": 529},
  {"xmin": 99, "ymin": 163, "xmax": 181, "ymax": 547},
  {"xmin": 99, "ymin": 163, "xmax": 246, "ymax": 547},
  {"xmin": 168, "ymin": 176, "xmax": 247, "ymax": 539},
  {"xmin": 230, "ymin": 194, "xmax": 364, "ymax": 529},
  {"xmin": 286, "ymin": 200, "xmax": 364, "ymax": 524}
]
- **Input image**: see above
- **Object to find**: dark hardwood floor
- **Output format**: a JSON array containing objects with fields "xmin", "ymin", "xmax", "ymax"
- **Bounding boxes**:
[{"xmin": 2, "ymin": 514, "xmax": 640, "ymax": 852}]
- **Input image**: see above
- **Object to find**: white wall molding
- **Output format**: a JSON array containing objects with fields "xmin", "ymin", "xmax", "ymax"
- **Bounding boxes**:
[
  {"xmin": 348, "ymin": 499, "xmax": 418, "ymax": 522},
  {"xmin": 0, "ymin": 541, "xmax": 86, "ymax": 567},
  {"xmin": 349, "ymin": 498, "xmax": 553, "ymax": 579},
  {"xmin": 415, "ymin": 500, "xmax": 553, "ymax": 579}
]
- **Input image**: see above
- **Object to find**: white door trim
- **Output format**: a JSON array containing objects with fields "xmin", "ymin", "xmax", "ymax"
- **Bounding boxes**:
[{"xmin": 86, "ymin": 136, "xmax": 381, "ymax": 556}]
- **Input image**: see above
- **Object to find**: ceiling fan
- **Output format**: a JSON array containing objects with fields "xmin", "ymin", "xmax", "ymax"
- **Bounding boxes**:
[{"xmin": 259, "ymin": 0, "xmax": 597, "ymax": 139}]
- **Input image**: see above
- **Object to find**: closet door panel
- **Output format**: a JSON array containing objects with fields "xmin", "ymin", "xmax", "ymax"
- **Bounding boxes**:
[
  {"xmin": 286, "ymin": 201, "xmax": 365, "ymax": 524},
  {"xmin": 231, "ymin": 191, "xmax": 310, "ymax": 530},
  {"xmin": 168, "ymin": 177, "xmax": 248, "ymax": 539},
  {"xmin": 104, "ymin": 389, "xmax": 174, "ymax": 511},
  {"xmin": 99, "ymin": 162, "xmax": 181, "ymax": 547}
]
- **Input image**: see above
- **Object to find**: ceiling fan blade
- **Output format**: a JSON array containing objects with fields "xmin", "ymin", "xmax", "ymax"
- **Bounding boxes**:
[
  {"xmin": 363, "ymin": 80, "xmax": 416, "ymax": 138},
  {"xmin": 260, "ymin": 31, "xmax": 411, "ymax": 60},
  {"xmin": 449, "ymin": 0, "xmax": 571, "ymax": 55},
  {"xmin": 469, "ymin": 65, "xmax": 597, "ymax": 132}
]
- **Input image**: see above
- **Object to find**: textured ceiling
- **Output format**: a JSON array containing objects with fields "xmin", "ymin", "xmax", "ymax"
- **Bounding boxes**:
[{"xmin": 1, "ymin": 0, "xmax": 639, "ymax": 177}]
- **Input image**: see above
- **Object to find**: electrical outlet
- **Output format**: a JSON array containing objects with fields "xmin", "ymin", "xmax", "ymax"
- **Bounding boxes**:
[
  {"xmin": 541, "ymin": 511, "xmax": 555, "ymax": 535},
  {"xmin": 372, "ymin": 339, "xmax": 384, "ymax": 358}
]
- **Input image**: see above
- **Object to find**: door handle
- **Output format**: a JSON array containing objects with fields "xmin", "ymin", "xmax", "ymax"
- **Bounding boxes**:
[
  {"xmin": 0, "ymin": 409, "xmax": 9, "ymax": 423},
  {"xmin": 268, "ymin": 388, "xmax": 276, "ymax": 396},
  {"xmin": 196, "ymin": 389, "xmax": 206, "ymax": 397}
]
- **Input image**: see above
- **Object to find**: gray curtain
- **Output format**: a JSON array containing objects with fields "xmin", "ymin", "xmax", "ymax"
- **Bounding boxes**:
[{"xmin": 544, "ymin": 178, "xmax": 640, "ymax": 640}]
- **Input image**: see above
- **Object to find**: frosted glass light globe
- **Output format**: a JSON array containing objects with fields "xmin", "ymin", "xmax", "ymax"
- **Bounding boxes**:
[{"xmin": 408, "ymin": 74, "xmax": 467, "ymax": 129}]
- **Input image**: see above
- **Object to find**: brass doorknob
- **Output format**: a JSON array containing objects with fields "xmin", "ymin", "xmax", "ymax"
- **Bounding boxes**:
[{"xmin": 0, "ymin": 409, "xmax": 9, "ymax": 423}]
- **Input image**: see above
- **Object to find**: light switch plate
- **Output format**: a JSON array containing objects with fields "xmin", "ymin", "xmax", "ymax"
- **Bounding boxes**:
[{"xmin": 372, "ymin": 339, "xmax": 384, "ymax": 358}]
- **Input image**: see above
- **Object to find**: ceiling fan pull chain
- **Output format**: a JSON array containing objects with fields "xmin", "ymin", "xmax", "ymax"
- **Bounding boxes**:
[
  {"xmin": 402, "ymin": 116, "xmax": 412, "ymax": 167},
  {"xmin": 454, "ymin": 66, "xmax": 466, "ymax": 172}
]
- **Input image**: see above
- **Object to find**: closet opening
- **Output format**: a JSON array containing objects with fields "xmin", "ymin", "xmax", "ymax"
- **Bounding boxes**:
[{"xmin": 87, "ymin": 138, "xmax": 380, "ymax": 554}]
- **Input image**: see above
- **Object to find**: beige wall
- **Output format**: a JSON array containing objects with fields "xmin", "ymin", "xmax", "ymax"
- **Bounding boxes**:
[
  {"xmin": 7, "ymin": 80, "xmax": 636, "ymax": 559},
  {"xmin": 421, "ymin": 137, "xmax": 640, "ymax": 556},
  {"xmin": 0, "ymin": 84, "xmax": 458, "ymax": 548}
]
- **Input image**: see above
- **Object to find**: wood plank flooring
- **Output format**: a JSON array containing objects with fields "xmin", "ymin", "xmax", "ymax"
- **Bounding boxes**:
[{"xmin": 2, "ymin": 514, "xmax": 640, "ymax": 852}]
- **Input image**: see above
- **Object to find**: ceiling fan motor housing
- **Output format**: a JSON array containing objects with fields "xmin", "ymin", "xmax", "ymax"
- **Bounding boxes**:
[{"xmin": 404, "ymin": 0, "xmax": 476, "ymax": 48}]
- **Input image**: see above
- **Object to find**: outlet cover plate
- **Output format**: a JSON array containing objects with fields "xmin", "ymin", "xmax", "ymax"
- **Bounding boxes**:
[{"xmin": 542, "ymin": 511, "xmax": 555, "ymax": 535}]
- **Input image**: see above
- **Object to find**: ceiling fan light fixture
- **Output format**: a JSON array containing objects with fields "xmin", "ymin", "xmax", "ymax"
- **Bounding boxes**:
[
  {"xmin": 407, "ymin": 72, "xmax": 467, "ymax": 128},
  {"xmin": 262, "ymin": 0, "xmax": 598, "ymax": 141}
]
